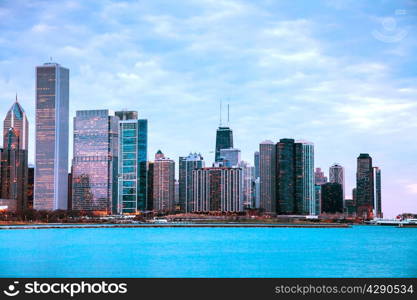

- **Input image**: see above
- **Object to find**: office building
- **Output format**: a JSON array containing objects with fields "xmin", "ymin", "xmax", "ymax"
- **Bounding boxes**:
[
  {"xmin": 215, "ymin": 126, "xmax": 233, "ymax": 162},
  {"xmin": 239, "ymin": 161, "xmax": 255, "ymax": 208},
  {"xmin": 192, "ymin": 167, "xmax": 243, "ymax": 212},
  {"xmin": 1, "ymin": 99, "xmax": 29, "ymax": 212},
  {"xmin": 116, "ymin": 111, "xmax": 148, "ymax": 214},
  {"xmin": 321, "ymin": 182, "xmax": 343, "ymax": 214},
  {"xmin": 314, "ymin": 168, "xmax": 327, "ymax": 185},
  {"xmin": 259, "ymin": 140, "xmax": 276, "ymax": 213},
  {"xmin": 179, "ymin": 153, "xmax": 204, "ymax": 213},
  {"xmin": 356, "ymin": 153, "xmax": 374, "ymax": 217},
  {"xmin": 153, "ymin": 150, "xmax": 175, "ymax": 212},
  {"xmin": 254, "ymin": 151, "xmax": 260, "ymax": 179},
  {"xmin": 329, "ymin": 163, "xmax": 345, "ymax": 200},
  {"xmin": 219, "ymin": 148, "xmax": 241, "ymax": 167},
  {"xmin": 373, "ymin": 167, "xmax": 382, "ymax": 218},
  {"xmin": 72, "ymin": 110, "xmax": 119, "ymax": 213},
  {"xmin": 34, "ymin": 62, "xmax": 69, "ymax": 210}
]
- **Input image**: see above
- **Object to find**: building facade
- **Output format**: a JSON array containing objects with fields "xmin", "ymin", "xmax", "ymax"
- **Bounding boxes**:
[
  {"xmin": 192, "ymin": 167, "xmax": 243, "ymax": 212},
  {"xmin": 314, "ymin": 168, "xmax": 327, "ymax": 185},
  {"xmin": 116, "ymin": 111, "xmax": 148, "ymax": 214},
  {"xmin": 219, "ymin": 148, "xmax": 241, "ymax": 167},
  {"xmin": 239, "ymin": 161, "xmax": 255, "ymax": 208},
  {"xmin": 153, "ymin": 150, "xmax": 175, "ymax": 212},
  {"xmin": 72, "ymin": 110, "xmax": 119, "ymax": 213},
  {"xmin": 215, "ymin": 126, "xmax": 233, "ymax": 162},
  {"xmin": 373, "ymin": 167, "xmax": 382, "ymax": 218},
  {"xmin": 1, "ymin": 99, "xmax": 29, "ymax": 212},
  {"xmin": 321, "ymin": 182, "xmax": 343, "ymax": 214},
  {"xmin": 329, "ymin": 163, "xmax": 345, "ymax": 200},
  {"xmin": 259, "ymin": 140, "xmax": 276, "ymax": 213},
  {"xmin": 34, "ymin": 62, "xmax": 69, "ymax": 210},
  {"xmin": 179, "ymin": 153, "xmax": 204, "ymax": 213},
  {"xmin": 356, "ymin": 153, "xmax": 374, "ymax": 217}
]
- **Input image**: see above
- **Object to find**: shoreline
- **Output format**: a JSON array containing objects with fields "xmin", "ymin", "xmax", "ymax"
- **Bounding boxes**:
[{"xmin": 0, "ymin": 223, "xmax": 351, "ymax": 229}]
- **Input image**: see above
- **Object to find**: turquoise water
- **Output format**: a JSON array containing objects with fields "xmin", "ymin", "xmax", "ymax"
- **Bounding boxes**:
[{"xmin": 0, "ymin": 225, "xmax": 416, "ymax": 277}]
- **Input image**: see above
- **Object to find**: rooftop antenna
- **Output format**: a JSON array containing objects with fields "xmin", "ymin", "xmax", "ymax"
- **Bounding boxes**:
[
  {"xmin": 50, "ymin": 56, "xmax": 53, "ymax": 62},
  {"xmin": 15, "ymin": 93, "xmax": 18, "ymax": 103},
  {"xmin": 227, "ymin": 103, "xmax": 230, "ymax": 125}
]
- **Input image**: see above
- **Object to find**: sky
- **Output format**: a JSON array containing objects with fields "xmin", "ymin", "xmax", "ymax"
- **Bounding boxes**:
[{"xmin": 0, "ymin": 0, "xmax": 416, "ymax": 217}]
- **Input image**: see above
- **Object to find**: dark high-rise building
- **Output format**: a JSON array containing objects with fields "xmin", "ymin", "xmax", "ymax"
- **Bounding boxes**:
[
  {"xmin": 179, "ymin": 153, "xmax": 204, "ymax": 213},
  {"xmin": 147, "ymin": 162, "xmax": 154, "ymax": 210},
  {"xmin": 72, "ymin": 110, "xmax": 119, "ymax": 213},
  {"xmin": 34, "ymin": 62, "xmax": 69, "ymax": 210},
  {"xmin": 329, "ymin": 163, "xmax": 345, "ymax": 200},
  {"xmin": 373, "ymin": 167, "xmax": 382, "ymax": 218},
  {"xmin": 1, "ymin": 99, "xmax": 29, "ymax": 212},
  {"xmin": 259, "ymin": 140, "xmax": 276, "ymax": 213},
  {"xmin": 254, "ymin": 151, "xmax": 260, "ymax": 178},
  {"xmin": 153, "ymin": 150, "xmax": 175, "ymax": 212},
  {"xmin": 116, "ymin": 111, "xmax": 148, "ymax": 214},
  {"xmin": 68, "ymin": 171, "xmax": 72, "ymax": 210},
  {"xmin": 356, "ymin": 153, "xmax": 374, "ymax": 217},
  {"xmin": 27, "ymin": 166, "xmax": 34, "ymax": 209},
  {"xmin": 215, "ymin": 126, "xmax": 233, "ymax": 162},
  {"xmin": 192, "ymin": 167, "xmax": 242, "ymax": 212},
  {"xmin": 321, "ymin": 182, "xmax": 343, "ymax": 214}
]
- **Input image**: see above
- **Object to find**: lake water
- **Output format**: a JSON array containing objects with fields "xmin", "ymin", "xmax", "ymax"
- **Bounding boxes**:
[{"xmin": 0, "ymin": 225, "xmax": 416, "ymax": 277}]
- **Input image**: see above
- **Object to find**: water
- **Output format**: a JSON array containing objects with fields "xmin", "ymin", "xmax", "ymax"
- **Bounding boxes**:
[{"xmin": 0, "ymin": 225, "xmax": 416, "ymax": 277}]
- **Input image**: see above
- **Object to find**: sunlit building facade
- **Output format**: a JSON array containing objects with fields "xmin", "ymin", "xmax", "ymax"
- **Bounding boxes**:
[
  {"xmin": 153, "ymin": 150, "xmax": 175, "ymax": 212},
  {"xmin": 72, "ymin": 110, "xmax": 119, "ymax": 213},
  {"xmin": 34, "ymin": 63, "xmax": 69, "ymax": 210},
  {"xmin": 1, "ymin": 99, "xmax": 29, "ymax": 212},
  {"xmin": 116, "ymin": 111, "xmax": 148, "ymax": 214},
  {"xmin": 373, "ymin": 167, "xmax": 382, "ymax": 218}
]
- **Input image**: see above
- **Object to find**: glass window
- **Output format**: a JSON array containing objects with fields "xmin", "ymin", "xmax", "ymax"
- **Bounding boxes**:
[
  {"xmin": 123, "ymin": 153, "xmax": 136, "ymax": 159},
  {"xmin": 123, "ymin": 160, "xmax": 136, "ymax": 166},
  {"xmin": 123, "ymin": 167, "xmax": 135, "ymax": 173},
  {"xmin": 123, "ymin": 188, "xmax": 136, "ymax": 194},
  {"xmin": 122, "ymin": 181, "xmax": 135, "ymax": 187}
]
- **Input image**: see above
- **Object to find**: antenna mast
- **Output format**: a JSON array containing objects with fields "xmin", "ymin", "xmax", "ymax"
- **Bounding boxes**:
[
  {"xmin": 227, "ymin": 103, "xmax": 230, "ymax": 125},
  {"xmin": 219, "ymin": 99, "xmax": 222, "ymax": 126}
]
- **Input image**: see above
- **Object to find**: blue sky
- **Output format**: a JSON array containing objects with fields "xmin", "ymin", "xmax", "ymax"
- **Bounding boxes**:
[{"xmin": 0, "ymin": 0, "xmax": 416, "ymax": 217}]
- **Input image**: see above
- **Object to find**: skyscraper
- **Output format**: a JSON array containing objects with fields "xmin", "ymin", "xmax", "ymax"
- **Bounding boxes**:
[
  {"xmin": 373, "ymin": 167, "xmax": 382, "ymax": 218},
  {"xmin": 116, "ymin": 111, "xmax": 148, "ymax": 214},
  {"xmin": 239, "ymin": 161, "xmax": 255, "ymax": 208},
  {"xmin": 153, "ymin": 150, "xmax": 175, "ymax": 212},
  {"xmin": 215, "ymin": 126, "xmax": 233, "ymax": 162},
  {"xmin": 298, "ymin": 141, "xmax": 315, "ymax": 215},
  {"xmin": 1, "ymin": 98, "xmax": 29, "ymax": 212},
  {"xmin": 179, "ymin": 153, "xmax": 204, "ymax": 213},
  {"xmin": 219, "ymin": 148, "xmax": 241, "ymax": 167},
  {"xmin": 34, "ymin": 62, "xmax": 69, "ymax": 210},
  {"xmin": 192, "ymin": 167, "xmax": 243, "ymax": 212},
  {"xmin": 314, "ymin": 168, "xmax": 327, "ymax": 185},
  {"xmin": 259, "ymin": 140, "xmax": 276, "ymax": 213},
  {"xmin": 329, "ymin": 163, "xmax": 345, "ymax": 200},
  {"xmin": 72, "ymin": 110, "xmax": 119, "ymax": 213},
  {"xmin": 321, "ymin": 182, "xmax": 343, "ymax": 214},
  {"xmin": 356, "ymin": 153, "xmax": 374, "ymax": 217},
  {"xmin": 254, "ymin": 151, "xmax": 260, "ymax": 179}
]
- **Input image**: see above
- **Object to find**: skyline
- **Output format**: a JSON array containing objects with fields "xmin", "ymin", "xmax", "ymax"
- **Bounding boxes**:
[{"xmin": 0, "ymin": 0, "xmax": 417, "ymax": 217}]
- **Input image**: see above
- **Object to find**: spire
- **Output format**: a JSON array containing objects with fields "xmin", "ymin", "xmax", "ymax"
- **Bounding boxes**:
[{"xmin": 15, "ymin": 93, "xmax": 18, "ymax": 103}]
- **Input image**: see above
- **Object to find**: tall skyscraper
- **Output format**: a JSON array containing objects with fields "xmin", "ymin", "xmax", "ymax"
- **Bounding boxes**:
[
  {"xmin": 321, "ymin": 182, "xmax": 343, "ymax": 214},
  {"xmin": 329, "ymin": 163, "xmax": 345, "ymax": 200},
  {"xmin": 153, "ymin": 150, "xmax": 175, "ymax": 212},
  {"xmin": 179, "ymin": 153, "xmax": 204, "ymax": 213},
  {"xmin": 215, "ymin": 126, "xmax": 233, "ymax": 162},
  {"xmin": 239, "ymin": 161, "xmax": 255, "ymax": 208},
  {"xmin": 298, "ymin": 141, "xmax": 315, "ymax": 215},
  {"xmin": 34, "ymin": 62, "xmax": 69, "ymax": 210},
  {"xmin": 192, "ymin": 167, "xmax": 243, "ymax": 212},
  {"xmin": 219, "ymin": 148, "xmax": 241, "ymax": 167},
  {"xmin": 356, "ymin": 153, "xmax": 374, "ymax": 217},
  {"xmin": 314, "ymin": 168, "xmax": 327, "ymax": 185},
  {"xmin": 115, "ymin": 111, "xmax": 148, "ymax": 214},
  {"xmin": 259, "ymin": 140, "xmax": 276, "ymax": 213},
  {"xmin": 1, "ymin": 98, "xmax": 29, "ymax": 212},
  {"xmin": 254, "ymin": 151, "xmax": 260, "ymax": 179},
  {"xmin": 373, "ymin": 167, "xmax": 382, "ymax": 218},
  {"xmin": 72, "ymin": 110, "xmax": 119, "ymax": 213},
  {"xmin": 276, "ymin": 139, "xmax": 314, "ymax": 215}
]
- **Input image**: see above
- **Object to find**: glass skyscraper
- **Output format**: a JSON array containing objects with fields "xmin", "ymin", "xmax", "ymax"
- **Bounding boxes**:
[
  {"xmin": 329, "ymin": 163, "xmax": 345, "ymax": 200},
  {"xmin": 259, "ymin": 140, "xmax": 276, "ymax": 213},
  {"xmin": 215, "ymin": 126, "xmax": 233, "ymax": 162},
  {"xmin": 34, "ymin": 62, "xmax": 69, "ymax": 210},
  {"xmin": 72, "ymin": 110, "xmax": 119, "ymax": 213},
  {"xmin": 298, "ymin": 141, "xmax": 315, "ymax": 215},
  {"xmin": 115, "ymin": 111, "xmax": 148, "ymax": 214},
  {"xmin": 1, "ymin": 98, "xmax": 29, "ymax": 212},
  {"xmin": 356, "ymin": 153, "xmax": 374, "ymax": 217},
  {"xmin": 373, "ymin": 167, "xmax": 382, "ymax": 218},
  {"xmin": 179, "ymin": 153, "xmax": 204, "ymax": 213}
]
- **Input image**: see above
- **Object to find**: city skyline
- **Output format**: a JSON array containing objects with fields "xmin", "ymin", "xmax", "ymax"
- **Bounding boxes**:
[{"xmin": 1, "ymin": 0, "xmax": 416, "ymax": 217}]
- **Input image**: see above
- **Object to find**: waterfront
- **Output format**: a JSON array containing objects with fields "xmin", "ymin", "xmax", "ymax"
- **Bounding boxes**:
[{"xmin": 0, "ymin": 226, "xmax": 416, "ymax": 277}]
